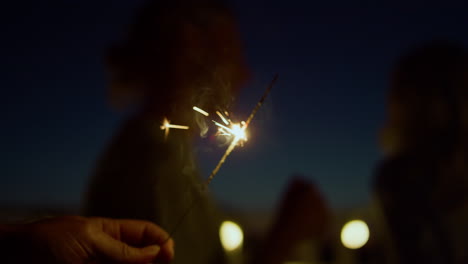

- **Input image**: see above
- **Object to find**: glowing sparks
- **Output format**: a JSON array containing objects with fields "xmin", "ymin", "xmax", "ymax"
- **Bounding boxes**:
[
  {"xmin": 216, "ymin": 111, "xmax": 230, "ymax": 125},
  {"xmin": 213, "ymin": 120, "xmax": 247, "ymax": 144},
  {"xmin": 193, "ymin": 106, "xmax": 209, "ymax": 116},
  {"xmin": 230, "ymin": 124, "xmax": 247, "ymax": 141},
  {"xmin": 205, "ymin": 119, "xmax": 248, "ymax": 186},
  {"xmin": 218, "ymin": 127, "xmax": 231, "ymax": 136},
  {"xmin": 213, "ymin": 121, "xmax": 231, "ymax": 133},
  {"xmin": 160, "ymin": 118, "xmax": 189, "ymax": 140}
]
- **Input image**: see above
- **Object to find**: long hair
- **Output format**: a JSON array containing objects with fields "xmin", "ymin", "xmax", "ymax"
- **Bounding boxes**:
[
  {"xmin": 373, "ymin": 42, "xmax": 468, "ymax": 264},
  {"xmin": 105, "ymin": 0, "xmax": 246, "ymax": 124},
  {"xmin": 380, "ymin": 41, "xmax": 468, "ymax": 206}
]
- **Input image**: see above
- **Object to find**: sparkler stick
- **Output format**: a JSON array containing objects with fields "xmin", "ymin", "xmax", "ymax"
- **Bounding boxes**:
[
  {"xmin": 204, "ymin": 73, "xmax": 278, "ymax": 185},
  {"xmin": 203, "ymin": 135, "xmax": 240, "ymax": 186},
  {"xmin": 163, "ymin": 74, "xmax": 279, "ymax": 243},
  {"xmin": 244, "ymin": 73, "xmax": 278, "ymax": 127},
  {"xmin": 218, "ymin": 127, "xmax": 230, "ymax": 136}
]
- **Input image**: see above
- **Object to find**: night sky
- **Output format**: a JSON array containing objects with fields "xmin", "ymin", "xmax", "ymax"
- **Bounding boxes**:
[{"xmin": 1, "ymin": 0, "xmax": 467, "ymax": 210}]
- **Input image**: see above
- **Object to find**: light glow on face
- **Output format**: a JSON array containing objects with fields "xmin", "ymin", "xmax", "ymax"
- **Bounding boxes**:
[{"xmin": 216, "ymin": 111, "xmax": 230, "ymax": 125}]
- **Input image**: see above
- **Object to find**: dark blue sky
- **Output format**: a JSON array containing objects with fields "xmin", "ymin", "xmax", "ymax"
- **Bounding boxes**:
[{"xmin": 1, "ymin": 0, "xmax": 467, "ymax": 210}]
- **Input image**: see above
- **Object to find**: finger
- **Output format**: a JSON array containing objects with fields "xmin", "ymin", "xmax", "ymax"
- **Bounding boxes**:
[
  {"xmin": 156, "ymin": 236, "xmax": 175, "ymax": 263},
  {"xmin": 105, "ymin": 219, "xmax": 175, "ymax": 261},
  {"xmin": 115, "ymin": 219, "xmax": 169, "ymax": 245},
  {"xmin": 93, "ymin": 233, "xmax": 161, "ymax": 263}
]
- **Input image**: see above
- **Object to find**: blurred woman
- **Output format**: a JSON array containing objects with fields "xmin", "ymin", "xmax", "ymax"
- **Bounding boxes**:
[
  {"xmin": 84, "ymin": 1, "xmax": 249, "ymax": 263},
  {"xmin": 374, "ymin": 42, "xmax": 468, "ymax": 264}
]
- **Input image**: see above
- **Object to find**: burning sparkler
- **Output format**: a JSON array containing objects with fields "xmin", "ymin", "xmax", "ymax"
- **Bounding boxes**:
[
  {"xmin": 213, "ymin": 120, "xmax": 247, "ymax": 140},
  {"xmin": 163, "ymin": 74, "xmax": 279, "ymax": 243},
  {"xmin": 203, "ymin": 74, "xmax": 277, "ymax": 185},
  {"xmin": 216, "ymin": 111, "xmax": 230, "ymax": 125},
  {"xmin": 213, "ymin": 118, "xmax": 247, "ymax": 148}
]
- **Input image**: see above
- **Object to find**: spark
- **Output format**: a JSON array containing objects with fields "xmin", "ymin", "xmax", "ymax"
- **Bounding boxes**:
[
  {"xmin": 216, "ymin": 111, "xmax": 230, "ymax": 125},
  {"xmin": 218, "ymin": 127, "xmax": 231, "ymax": 136},
  {"xmin": 164, "ymin": 124, "xmax": 190, "ymax": 129},
  {"xmin": 231, "ymin": 124, "xmax": 247, "ymax": 141},
  {"xmin": 213, "ymin": 121, "xmax": 232, "ymax": 133},
  {"xmin": 213, "ymin": 121, "xmax": 247, "ymax": 143},
  {"xmin": 193, "ymin": 106, "xmax": 209, "ymax": 116},
  {"xmin": 160, "ymin": 118, "xmax": 189, "ymax": 140}
]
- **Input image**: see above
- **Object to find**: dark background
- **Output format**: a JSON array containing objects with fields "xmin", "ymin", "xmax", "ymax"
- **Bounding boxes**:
[{"xmin": 1, "ymin": 0, "xmax": 467, "ymax": 211}]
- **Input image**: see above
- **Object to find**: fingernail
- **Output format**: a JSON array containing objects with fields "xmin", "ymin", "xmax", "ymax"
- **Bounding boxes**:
[{"xmin": 143, "ymin": 245, "xmax": 160, "ymax": 255}]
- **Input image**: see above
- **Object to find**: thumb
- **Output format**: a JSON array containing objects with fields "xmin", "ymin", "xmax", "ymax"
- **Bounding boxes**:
[{"xmin": 94, "ymin": 235, "xmax": 161, "ymax": 263}]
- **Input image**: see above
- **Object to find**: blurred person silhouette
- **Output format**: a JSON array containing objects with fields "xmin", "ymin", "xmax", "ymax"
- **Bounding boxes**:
[
  {"xmin": 249, "ymin": 176, "xmax": 330, "ymax": 264},
  {"xmin": 84, "ymin": 0, "xmax": 249, "ymax": 264},
  {"xmin": 374, "ymin": 42, "xmax": 468, "ymax": 264}
]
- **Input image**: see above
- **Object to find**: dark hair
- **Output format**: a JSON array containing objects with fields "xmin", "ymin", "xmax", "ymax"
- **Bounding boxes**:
[
  {"xmin": 381, "ymin": 41, "xmax": 468, "ymax": 155},
  {"xmin": 106, "ymin": 0, "xmax": 236, "ymax": 111}
]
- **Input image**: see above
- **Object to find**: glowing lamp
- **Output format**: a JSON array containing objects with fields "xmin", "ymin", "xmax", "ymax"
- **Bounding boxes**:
[
  {"xmin": 219, "ymin": 221, "xmax": 243, "ymax": 251},
  {"xmin": 340, "ymin": 220, "xmax": 369, "ymax": 249}
]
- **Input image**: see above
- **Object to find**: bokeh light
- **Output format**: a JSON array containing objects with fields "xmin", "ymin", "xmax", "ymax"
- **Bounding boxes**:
[
  {"xmin": 340, "ymin": 220, "xmax": 370, "ymax": 249},
  {"xmin": 219, "ymin": 221, "xmax": 244, "ymax": 251}
]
